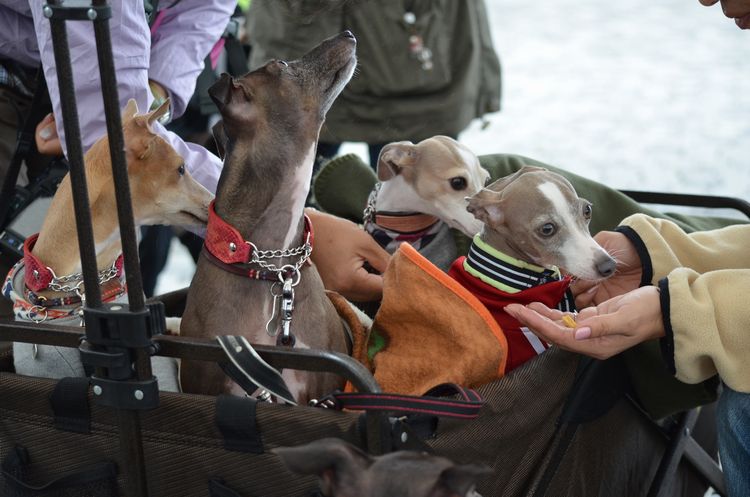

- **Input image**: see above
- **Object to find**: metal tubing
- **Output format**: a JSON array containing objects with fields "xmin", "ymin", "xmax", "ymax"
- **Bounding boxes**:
[
  {"xmin": 0, "ymin": 320, "xmax": 381, "ymax": 394},
  {"xmin": 91, "ymin": 0, "xmax": 146, "ymax": 313},
  {"xmin": 90, "ymin": 0, "xmax": 152, "ymax": 384},
  {"xmin": 47, "ymin": 3, "xmax": 151, "ymax": 495},
  {"xmin": 47, "ymin": 4, "xmax": 103, "ymax": 309}
]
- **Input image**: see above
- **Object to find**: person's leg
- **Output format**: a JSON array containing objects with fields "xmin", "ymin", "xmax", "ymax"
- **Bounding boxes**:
[
  {"xmin": 139, "ymin": 225, "xmax": 174, "ymax": 298},
  {"xmin": 717, "ymin": 385, "xmax": 750, "ymax": 497}
]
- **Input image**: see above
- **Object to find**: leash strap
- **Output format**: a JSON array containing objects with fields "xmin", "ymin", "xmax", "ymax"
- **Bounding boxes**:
[
  {"xmin": 332, "ymin": 384, "xmax": 484, "ymax": 419},
  {"xmin": 216, "ymin": 335, "xmax": 297, "ymax": 405}
]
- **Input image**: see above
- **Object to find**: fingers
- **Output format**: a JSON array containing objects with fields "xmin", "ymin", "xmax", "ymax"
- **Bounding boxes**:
[
  {"xmin": 347, "ymin": 268, "xmax": 384, "ymax": 302},
  {"xmin": 358, "ymin": 235, "xmax": 391, "ymax": 274},
  {"xmin": 698, "ymin": 0, "xmax": 720, "ymax": 5},
  {"xmin": 572, "ymin": 281, "xmax": 599, "ymax": 308},
  {"xmin": 35, "ymin": 113, "xmax": 63, "ymax": 156}
]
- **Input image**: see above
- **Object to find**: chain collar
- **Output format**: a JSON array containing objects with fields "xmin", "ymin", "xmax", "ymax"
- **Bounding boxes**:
[
  {"xmin": 203, "ymin": 200, "xmax": 314, "ymax": 281},
  {"xmin": 362, "ymin": 182, "xmax": 381, "ymax": 225},
  {"xmin": 22, "ymin": 233, "xmax": 124, "ymax": 294}
]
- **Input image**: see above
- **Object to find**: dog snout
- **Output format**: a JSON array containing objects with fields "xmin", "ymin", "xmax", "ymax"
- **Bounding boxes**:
[
  {"xmin": 341, "ymin": 30, "xmax": 355, "ymax": 40},
  {"xmin": 596, "ymin": 256, "xmax": 617, "ymax": 278}
]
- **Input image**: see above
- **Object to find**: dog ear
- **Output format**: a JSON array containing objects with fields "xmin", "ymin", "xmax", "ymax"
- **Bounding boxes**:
[
  {"xmin": 137, "ymin": 136, "xmax": 158, "ymax": 161},
  {"xmin": 377, "ymin": 141, "xmax": 418, "ymax": 181},
  {"xmin": 487, "ymin": 164, "xmax": 547, "ymax": 193},
  {"xmin": 122, "ymin": 99, "xmax": 139, "ymax": 122},
  {"xmin": 428, "ymin": 463, "xmax": 492, "ymax": 497},
  {"xmin": 466, "ymin": 188, "xmax": 505, "ymax": 227},
  {"xmin": 147, "ymin": 98, "xmax": 171, "ymax": 126},
  {"xmin": 211, "ymin": 120, "xmax": 228, "ymax": 160},
  {"xmin": 273, "ymin": 438, "xmax": 372, "ymax": 496}
]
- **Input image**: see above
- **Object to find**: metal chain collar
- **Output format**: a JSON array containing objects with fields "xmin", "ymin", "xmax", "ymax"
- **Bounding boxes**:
[
  {"xmin": 248, "ymin": 236, "xmax": 312, "ymax": 278},
  {"xmin": 46, "ymin": 259, "xmax": 121, "ymax": 295},
  {"xmin": 362, "ymin": 181, "xmax": 381, "ymax": 226}
]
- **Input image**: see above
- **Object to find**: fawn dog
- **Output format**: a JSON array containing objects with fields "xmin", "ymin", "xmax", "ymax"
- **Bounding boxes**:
[
  {"xmin": 179, "ymin": 32, "xmax": 357, "ymax": 402},
  {"xmin": 6, "ymin": 99, "xmax": 213, "ymax": 386},
  {"xmin": 364, "ymin": 136, "xmax": 489, "ymax": 270},
  {"xmin": 448, "ymin": 165, "xmax": 616, "ymax": 373},
  {"xmin": 275, "ymin": 438, "xmax": 489, "ymax": 497}
]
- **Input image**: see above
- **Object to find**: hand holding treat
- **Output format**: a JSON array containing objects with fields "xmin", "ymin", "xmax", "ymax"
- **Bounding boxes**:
[{"xmin": 504, "ymin": 286, "xmax": 665, "ymax": 361}]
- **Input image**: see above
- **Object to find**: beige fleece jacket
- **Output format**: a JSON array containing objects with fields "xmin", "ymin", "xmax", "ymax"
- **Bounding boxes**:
[{"xmin": 620, "ymin": 214, "xmax": 750, "ymax": 392}]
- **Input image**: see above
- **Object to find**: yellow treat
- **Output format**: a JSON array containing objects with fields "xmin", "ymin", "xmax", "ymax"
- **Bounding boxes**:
[{"xmin": 561, "ymin": 314, "xmax": 577, "ymax": 328}]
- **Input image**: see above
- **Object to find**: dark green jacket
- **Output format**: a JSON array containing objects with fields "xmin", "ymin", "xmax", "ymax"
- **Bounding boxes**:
[{"xmin": 246, "ymin": 0, "xmax": 501, "ymax": 143}]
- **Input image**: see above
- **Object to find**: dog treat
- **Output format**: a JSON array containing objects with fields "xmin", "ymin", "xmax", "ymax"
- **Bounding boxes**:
[{"xmin": 561, "ymin": 314, "xmax": 577, "ymax": 328}]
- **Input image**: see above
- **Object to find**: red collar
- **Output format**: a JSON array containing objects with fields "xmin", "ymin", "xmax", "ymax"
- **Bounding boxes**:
[
  {"xmin": 204, "ymin": 200, "xmax": 314, "ymax": 268},
  {"xmin": 23, "ymin": 234, "xmax": 124, "ymax": 293}
]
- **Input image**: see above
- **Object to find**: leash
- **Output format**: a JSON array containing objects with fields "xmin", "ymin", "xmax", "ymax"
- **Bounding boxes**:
[
  {"xmin": 216, "ymin": 332, "xmax": 485, "ymax": 418},
  {"xmin": 324, "ymin": 383, "xmax": 485, "ymax": 420}
]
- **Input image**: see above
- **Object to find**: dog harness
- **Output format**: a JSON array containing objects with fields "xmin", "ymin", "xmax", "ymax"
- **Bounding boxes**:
[{"xmin": 448, "ymin": 235, "xmax": 575, "ymax": 373}]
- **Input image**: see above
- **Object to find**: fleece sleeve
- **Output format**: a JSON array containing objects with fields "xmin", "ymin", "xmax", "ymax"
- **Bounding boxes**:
[
  {"xmin": 618, "ymin": 214, "xmax": 750, "ymax": 284},
  {"xmin": 660, "ymin": 268, "xmax": 750, "ymax": 393},
  {"xmin": 618, "ymin": 214, "xmax": 750, "ymax": 392}
]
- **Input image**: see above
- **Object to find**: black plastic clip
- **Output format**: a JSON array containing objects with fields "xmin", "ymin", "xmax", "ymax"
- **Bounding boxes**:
[{"xmin": 90, "ymin": 376, "xmax": 159, "ymax": 410}]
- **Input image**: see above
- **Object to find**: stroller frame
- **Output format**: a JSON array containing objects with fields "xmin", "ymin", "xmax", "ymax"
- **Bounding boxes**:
[{"xmin": 0, "ymin": 2, "xmax": 743, "ymax": 496}]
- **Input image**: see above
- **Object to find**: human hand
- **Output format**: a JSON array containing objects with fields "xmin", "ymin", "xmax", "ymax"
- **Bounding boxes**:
[
  {"xmin": 306, "ymin": 209, "xmax": 391, "ymax": 302},
  {"xmin": 572, "ymin": 230, "xmax": 642, "ymax": 308},
  {"xmin": 699, "ymin": 0, "xmax": 750, "ymax": 29},
  {"xmin": 505, "ymin": 286, "xmax": 665, "ymax": 361},
  {"xmin": 35, "ymin": 113, "xmax": 63, "ymax": 156}
]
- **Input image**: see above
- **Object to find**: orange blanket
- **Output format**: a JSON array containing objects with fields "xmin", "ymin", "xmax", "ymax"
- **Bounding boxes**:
[{"xmin": 355, "ymin": 243, "xmax": 507, "ymax": 396}]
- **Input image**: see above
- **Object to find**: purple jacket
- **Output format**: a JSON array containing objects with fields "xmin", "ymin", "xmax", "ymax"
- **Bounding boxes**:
[{"xmin": 0, "ymin": 0, "xmax": 236, "ymax": 195}]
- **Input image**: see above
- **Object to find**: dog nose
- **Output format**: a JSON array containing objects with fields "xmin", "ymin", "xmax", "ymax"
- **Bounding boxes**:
[
  {"xmin": 596, "ymin": 257, "xmax": 617, "ymax": 278},
  {"xmin": 342, "ymin": 30, "xmax": 355, "ymax": 39}
]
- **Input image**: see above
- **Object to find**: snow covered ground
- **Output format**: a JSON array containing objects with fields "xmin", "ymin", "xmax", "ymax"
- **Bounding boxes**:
[{"xmin": 154, "ymin": 0, "xmax": 750, "ymax": 294}]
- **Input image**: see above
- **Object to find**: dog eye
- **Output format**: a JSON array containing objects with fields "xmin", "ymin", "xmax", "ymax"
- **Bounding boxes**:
[
  {"xmin": 178, "ymin": 164, "xmax": 185, "ymax": 176},
  {"xmin": 450, "ymin": 177, "xmax": 468, "ymax": 190},
  {"xmin": 582, "ymin": 204, "xmax": 592, "ymax": 219},
  {"xmin": 539, "ymin": 223, "xmax": 556, "ymax": 237}
]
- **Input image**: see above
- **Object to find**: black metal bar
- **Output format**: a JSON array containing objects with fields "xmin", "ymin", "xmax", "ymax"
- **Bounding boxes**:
[
  {"xmin": 621, "ymin": 190, "xmax": 750, "ymax": 219},
  {"xmin": 683, "ymin": 436, "xmax": 727, "ymax": 496},
  {"xmin": 91, "ymin": 0, "xmax": 145, "ymax": 313},
  {"xmin": 46, "ymin": 2, "xmax": 103, "ymax": 309},
  {"xmin": 647, "ymin": 409, "xmax": 701, "ymax": 497},
  {"xmin": 44, "ymin": 3, "xmax": 151, "ymax": 496},
  {"xmin": 0, "ymin": 320, "xmax": 381, "ymax": 394}
]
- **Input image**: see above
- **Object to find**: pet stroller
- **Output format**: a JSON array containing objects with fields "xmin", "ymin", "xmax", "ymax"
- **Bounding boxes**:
[{"xmin": 0, "ymin": 2, "xmax": 743, "ymax": 496}]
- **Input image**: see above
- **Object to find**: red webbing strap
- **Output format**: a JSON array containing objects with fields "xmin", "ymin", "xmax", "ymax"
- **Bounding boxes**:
[{"xmin": 332, "ymin": 384, "xmax": 484, "ymax": 420}]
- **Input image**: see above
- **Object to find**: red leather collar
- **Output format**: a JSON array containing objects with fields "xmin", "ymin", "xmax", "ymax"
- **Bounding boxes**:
[
  {"xmin": 204, "ymin": 200, "xmax": 314, "ymax": 267},
  {"xmin": 23, "ymin": 234, "xmax": 124, "ymax": 293}
]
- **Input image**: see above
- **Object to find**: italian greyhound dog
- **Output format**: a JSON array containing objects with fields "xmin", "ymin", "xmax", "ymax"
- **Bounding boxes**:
[
  {"xmin": 364, "ymin": 136, "xmax": 489, "ymax": 270},
  {"xmin": 179, "ymin": 32, "xmax": 357, "ymax": 402},
  {"xmin": 6, "ymin": 99, "xmax": 213, "ymax": 387},
  {"xmin": 448, "ymin": 165, "xmax": 616, "ymax": 372},
  {"xmin": 275, "ymin": 438, "xmax": 489, "ymax": 497}
]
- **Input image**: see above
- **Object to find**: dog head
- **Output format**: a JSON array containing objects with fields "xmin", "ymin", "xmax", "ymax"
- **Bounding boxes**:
[
  {"xmin": 466, "ymin": 166, "xmax": 616, "ymax": 280},
  {"xmin": 119, "ymin": 99, "xmax": 213, "ymax": 229},
  {"xmin": 376, "ymin": 136, "xmax": 490, "ymax": 236},
  {"xmin": 274, "ymin": 438, "xmax": 490, "ymax": 497},
  {"xmin": 208, "ymin": 31, "xmax": 356, "ymax": 156}
]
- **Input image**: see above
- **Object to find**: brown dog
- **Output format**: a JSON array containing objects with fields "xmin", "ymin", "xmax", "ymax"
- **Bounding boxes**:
[
  {"xmin": 179, "ymin": 33, "xmax": 357, "ymax": 403},
  {"xmin": 274, "ymin": 438, "xmax": 490, "ymax": 497},
  {"xmin": 8, "ymin": 99, "xmax": 213, "ymax": 385}
]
